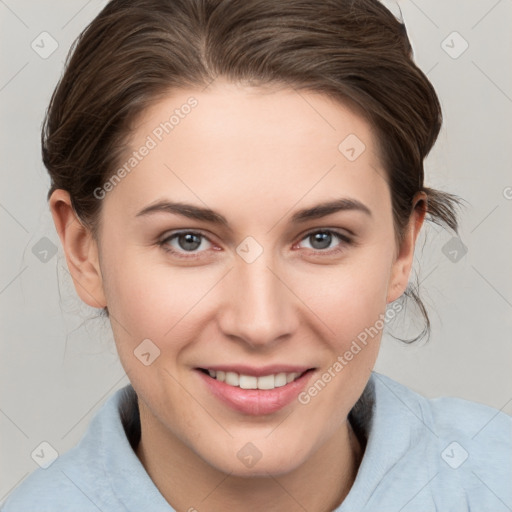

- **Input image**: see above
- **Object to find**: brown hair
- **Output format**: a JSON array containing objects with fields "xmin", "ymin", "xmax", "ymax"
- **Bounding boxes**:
[{"xmin": 43, "ymin": 0, "xmax": 464, "ymax": 343}]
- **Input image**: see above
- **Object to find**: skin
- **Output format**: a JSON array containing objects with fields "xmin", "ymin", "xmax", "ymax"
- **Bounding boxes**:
[{"xmin": 50, "ymin": 79, "xmax": 426, "ymax": 512}]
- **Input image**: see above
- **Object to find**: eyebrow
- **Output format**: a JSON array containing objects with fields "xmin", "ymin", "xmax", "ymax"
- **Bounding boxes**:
[{"xmin": 135, "ymin": 198, "xmax": 372, "ymax": 226}]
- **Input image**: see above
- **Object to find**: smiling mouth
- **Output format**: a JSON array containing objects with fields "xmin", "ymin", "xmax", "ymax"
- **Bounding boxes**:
[{"xmin": 197, "ymin": 368, "xmax": 315, "ymax": 390}]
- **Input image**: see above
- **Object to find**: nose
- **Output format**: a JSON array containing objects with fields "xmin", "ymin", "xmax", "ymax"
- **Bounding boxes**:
[{"xmin": 217, "ymin": 250, "xmax": 298, "ymax": 349}]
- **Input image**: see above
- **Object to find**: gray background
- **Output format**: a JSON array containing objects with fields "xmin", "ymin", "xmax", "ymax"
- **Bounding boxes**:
[{"xmin": 1, "ymin": 0, "xmax": 511, "ymax": 503}]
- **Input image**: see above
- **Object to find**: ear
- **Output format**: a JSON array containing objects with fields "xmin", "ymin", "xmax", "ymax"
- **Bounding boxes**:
[
  {"xmin": 49, "ymin": 189, "xmax": 107, "ymax": 309},
  {"xmin": 386, "ymin": 192, "xmax": 427, "ymax": 303}
]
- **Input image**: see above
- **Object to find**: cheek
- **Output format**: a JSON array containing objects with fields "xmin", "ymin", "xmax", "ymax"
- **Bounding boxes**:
[
  {"xmin": 101, "ymin": 247, "xmax": 218, "ymax": 357},
  {"xmin": 292, "ymin": 252, "xmax": 393, "ymax": 347},
  {"xmin": 98, "ymin": 246, "xmax": 179, "ymax": 349},
  {"xmin": 101, "ymin": 227, "xmax": 394, "ymax": 359}
]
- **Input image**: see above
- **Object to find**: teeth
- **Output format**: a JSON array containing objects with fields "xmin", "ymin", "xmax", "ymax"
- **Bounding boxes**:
[
  {"xmin": 239, "ymin": 375, "xmax": 258, "ymax": 389},
  {"xmin": 274, "ymin": 373, "xmax": 287, "ymax": 387},
  {"xmin": 257, "ymin": 374, "xmax": 275, "ymax": 390},
  {"xmin": 286, "ymin": 373, "xmax": 296, "ymax": 383},
  {"xmin": 225, "ymin": 371, "xmax": 239, "ymax": 386},
  {"xmin": 206, "ymin": 370, "xmax": 301, "ymax": 390}
]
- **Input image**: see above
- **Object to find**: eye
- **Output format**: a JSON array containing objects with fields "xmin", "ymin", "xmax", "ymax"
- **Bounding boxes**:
[
  {"xmin": 296, "ymin": 229, "xmax": 352, "ymax": 255},
  {"xmin": 159, "ymin": 231, "xmax": 214, "ymax": 259},
  {"xmin": 158, "ymin": 228, "xmax": 353, "ymax": 260}
]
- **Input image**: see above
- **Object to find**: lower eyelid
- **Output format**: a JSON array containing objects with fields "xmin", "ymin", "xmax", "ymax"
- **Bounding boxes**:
[
  {"xmin": 297, "ymin": 230, "xmax": 351, "ymax": 250},
  {"xmin": 159, "ymin": 235, "xmax": 207, "ymax": 257},
  {"xmin": 160, "ymin": 229, "xmax": 351, "ymax": 256}
]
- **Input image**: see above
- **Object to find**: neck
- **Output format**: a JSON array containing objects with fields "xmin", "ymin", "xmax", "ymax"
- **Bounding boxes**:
[{"xmin": 135, "ymin": 401, "xmax": 364, "ymax": 512}]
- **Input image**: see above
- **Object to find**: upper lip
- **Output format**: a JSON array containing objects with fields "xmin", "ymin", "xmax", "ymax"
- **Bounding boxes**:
[{"xmin": 197, "ymin": 365, "xmax": 315, "ymax": 377}]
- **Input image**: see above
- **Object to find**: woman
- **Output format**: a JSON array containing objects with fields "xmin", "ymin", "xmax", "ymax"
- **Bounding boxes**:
[{"xmin": 2, "ymin": 0, "xmax": 510, "ymax": 511}]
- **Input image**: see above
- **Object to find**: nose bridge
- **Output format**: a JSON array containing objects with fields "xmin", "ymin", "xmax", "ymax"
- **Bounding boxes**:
[{"xmin": 220, "ymin": 245, "xmax": 295, "ymax": 347}]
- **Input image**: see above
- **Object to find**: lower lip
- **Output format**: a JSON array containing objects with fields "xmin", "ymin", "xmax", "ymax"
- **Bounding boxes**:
[{"xmin": 196, "ymin": 369, "xmax": 316, "ymax": 415}]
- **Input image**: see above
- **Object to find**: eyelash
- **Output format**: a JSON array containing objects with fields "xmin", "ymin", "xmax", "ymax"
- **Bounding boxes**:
[{"xmin": 158, "ymin": 229, "xmax": 353, "ymax": 259}]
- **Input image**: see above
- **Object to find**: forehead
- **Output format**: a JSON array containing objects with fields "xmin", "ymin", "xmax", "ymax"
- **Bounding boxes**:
[
  {"xmin": 104, "ymin": 80, "xmax": 389, "ymax": 221},
  {"xmin": 133, "ymin": 80, "xmax": 379, "ymax": 157}
]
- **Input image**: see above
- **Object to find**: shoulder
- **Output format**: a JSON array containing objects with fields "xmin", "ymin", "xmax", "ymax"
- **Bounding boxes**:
[
  {"xmin": 374, "ymin": 371, "xmax": 511, "ymax": 449},
  {"xmin": 370, "ymin": 372, "xmax": 512, "ymax": 511},
  {"xmin": 371, "ymin": 371, "xmax": 511, "ymax": 438},
  {"xmin": 0, "ymin": 446, "xmax": 115, "ymax": 512},
  {"xmin": 0, "ymin": 386, "xmax": 136, "ymax": 512}
]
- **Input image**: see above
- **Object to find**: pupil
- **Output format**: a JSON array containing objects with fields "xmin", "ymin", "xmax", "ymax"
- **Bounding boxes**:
[
  {"xmin": 176, "ymin": 232, "xmax": 332, "ymax": 252},
  {"xmin": 179, "ymin": 233, "xmax": 201, "ymax": 251},
  {"xmin": 311, "ymin": 232, "xmax": 331, "ymax": 250}
]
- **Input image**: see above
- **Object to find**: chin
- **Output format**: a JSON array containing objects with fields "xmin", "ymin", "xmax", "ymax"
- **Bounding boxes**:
[{"xmin": 202, "ymin": 447, "xmax": 306, "ymax": 478}]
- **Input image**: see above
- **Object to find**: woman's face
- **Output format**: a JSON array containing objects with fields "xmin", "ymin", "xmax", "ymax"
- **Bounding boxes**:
[{"xmin": 78, "ymin": 80, "xmax": 422, "ymax": 476}]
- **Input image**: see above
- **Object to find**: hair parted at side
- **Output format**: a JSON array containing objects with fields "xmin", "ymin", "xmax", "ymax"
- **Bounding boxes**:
[{"xmin": 42, "ymin": 0, "xmax": 465, "ymax": 343}]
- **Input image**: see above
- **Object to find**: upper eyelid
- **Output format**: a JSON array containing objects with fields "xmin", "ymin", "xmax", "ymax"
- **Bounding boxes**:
[
  {"xmin": 297, "ymin": 229, "xmax": 353, "ymax": 248},
  {"xmin": 160, "ymin": 228, "xmax": 352, "ymax": 251},
  {"xmin": 160, "ymin": 229, "xmax": 214, "ymax": 244}
]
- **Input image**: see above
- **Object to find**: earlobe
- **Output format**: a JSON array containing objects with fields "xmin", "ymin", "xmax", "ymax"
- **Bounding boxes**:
[
  {"xmin": 49, "ymin": 189, "xmax": 107, "ymax": 309},
  {"xmin": 386, "ymin": 192, "xmax": 427, "ymax": 304}
]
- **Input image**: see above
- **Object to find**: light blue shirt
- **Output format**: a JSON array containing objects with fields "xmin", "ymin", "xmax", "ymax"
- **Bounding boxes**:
[{"xmin": 2, "ymin": 371, "xmax": 511, "ymax": 511}]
